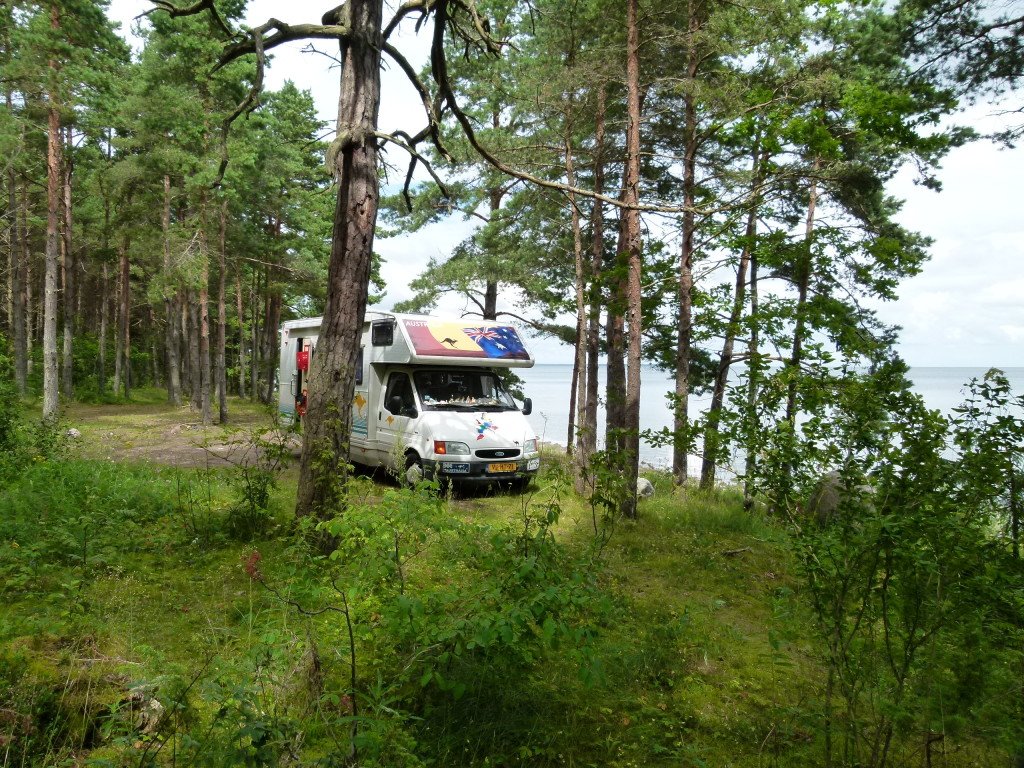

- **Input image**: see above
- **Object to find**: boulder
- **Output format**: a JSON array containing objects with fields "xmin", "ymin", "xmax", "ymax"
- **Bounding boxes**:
[
  {"xmin": 807, "ymin": 470, "xmax": 873, "ymax": 527},
  {"xmin": 637, "ymin": 477, "xmax": 655, "ymax": 499}
]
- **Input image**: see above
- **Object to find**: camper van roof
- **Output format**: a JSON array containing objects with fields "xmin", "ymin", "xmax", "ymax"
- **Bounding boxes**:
[{"xmin": 281, "ymin": 312, "xmax": 535, "ymax": 368}]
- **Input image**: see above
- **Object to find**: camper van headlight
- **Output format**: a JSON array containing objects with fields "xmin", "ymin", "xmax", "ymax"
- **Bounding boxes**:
[
  {"xmin": 434, "ymin": 440, "xmax": 470, "ymax": 456},
  {"xmin": 524, "ymin": 439, "xmax": 539, "ymax": 455}
]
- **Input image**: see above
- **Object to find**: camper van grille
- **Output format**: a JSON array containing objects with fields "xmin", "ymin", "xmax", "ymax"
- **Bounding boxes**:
[{"xmin": 475, "ymin": 449, "xmax": 521, "ymax": 459}]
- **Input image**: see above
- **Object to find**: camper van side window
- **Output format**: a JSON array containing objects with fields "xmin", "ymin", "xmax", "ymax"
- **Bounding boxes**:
[
  {"xmin": 356, "ymin": 347, "xmax": 363, "ymax": 385},
  {"xmin": 371, "ymin": 320, "xmax": 394, "ymax": 346},
  {"xmin": 384, "ymin": 373, "xmax": 414, "ymax": 414}
]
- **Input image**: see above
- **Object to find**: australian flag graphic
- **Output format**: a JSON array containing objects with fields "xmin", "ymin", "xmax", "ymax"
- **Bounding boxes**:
[{"xmin": 463, "ymin": 326, "xmax": 530, "ymax": 360}]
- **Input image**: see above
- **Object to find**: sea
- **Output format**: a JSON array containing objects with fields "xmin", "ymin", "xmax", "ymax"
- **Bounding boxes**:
[{"xmin": 517, "ymin": 364, "xmax": 1024, "ymax": 472}]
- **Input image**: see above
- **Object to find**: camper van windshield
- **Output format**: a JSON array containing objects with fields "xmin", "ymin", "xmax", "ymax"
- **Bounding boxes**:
[{"xmin": 414, "ymin": 370, "xmax": 519, "ymax": 411}]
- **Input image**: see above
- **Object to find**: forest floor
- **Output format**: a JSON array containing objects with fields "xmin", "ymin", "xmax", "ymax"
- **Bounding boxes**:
[{"xmin": 64, "ymin": 389, "xmax": 300, "ymax": 468}]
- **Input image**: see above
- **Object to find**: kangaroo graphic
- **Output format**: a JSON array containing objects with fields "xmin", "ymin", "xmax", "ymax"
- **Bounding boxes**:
[{"xmin": 441, "ymin": 337, "xmax": 458, "ymax": 347}]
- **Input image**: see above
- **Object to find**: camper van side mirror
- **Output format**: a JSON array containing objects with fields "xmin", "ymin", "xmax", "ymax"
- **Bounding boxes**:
[
  {"xmin": 388, "ymin": 395, "xmax": 403, "ymax": 415},
  {"xmin": 522, "ymin": 397, "xmax": 533, "ymax": 416}
]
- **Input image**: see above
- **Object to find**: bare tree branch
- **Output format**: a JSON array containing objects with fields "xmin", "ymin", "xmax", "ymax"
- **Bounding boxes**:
[
  {"xmin": 141, "ymin": 0, "xmax": 234, "ymax": 38},
  {"xmin": 213, "ymin": 26, "xmax": 264, "ymax": 187},
  {"xmin": 216, "ymin": 20, "xmax": 350, "ymax": 70}
]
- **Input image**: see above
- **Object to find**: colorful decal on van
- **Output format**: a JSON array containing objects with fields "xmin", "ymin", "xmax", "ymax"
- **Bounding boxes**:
[
  {"xmin": 403, "ymin": 319, "xmax": 529, "ymax": 360},
  {"xmin": 475, "ymin": 417, "xmax": 498, "ymax": 440},
  {"xmin": 352, "ymin": 391, "xmax": 368, "ymax": 437}
]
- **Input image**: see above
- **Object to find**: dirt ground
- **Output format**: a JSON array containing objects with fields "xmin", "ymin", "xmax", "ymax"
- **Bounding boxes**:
[{"xmin": 64, "ymin": 393, "xmax": 301, "ymax": 469}]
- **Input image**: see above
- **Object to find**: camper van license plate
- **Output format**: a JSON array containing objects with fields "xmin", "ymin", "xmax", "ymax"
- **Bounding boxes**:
[
  {"xmin": 442, "ymin": 462, "xmax": 470, "ymax": 474},
  {"xmin": 488, "ymin": 462, "xmax": 518, "ymax": 474}
]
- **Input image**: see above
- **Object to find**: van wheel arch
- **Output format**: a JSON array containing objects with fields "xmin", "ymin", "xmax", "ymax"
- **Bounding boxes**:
[{"xmin": 403, "ymin": 451, "xmax": 423, "ymax": 487}]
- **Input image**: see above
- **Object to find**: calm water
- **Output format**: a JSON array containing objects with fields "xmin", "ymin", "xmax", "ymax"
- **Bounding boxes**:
[{"xmin": 518, "ymin": 365, "xmax": 1024, "ymax": 470}]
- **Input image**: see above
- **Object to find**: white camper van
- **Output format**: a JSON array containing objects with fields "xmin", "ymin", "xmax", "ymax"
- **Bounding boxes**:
[{"xmin": 279, "ymin": 312, "xmax": 541, "ymax": 489}]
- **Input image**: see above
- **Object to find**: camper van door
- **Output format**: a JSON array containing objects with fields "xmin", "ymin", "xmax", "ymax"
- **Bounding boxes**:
[{"xmin": 376, "ymin": 370, "xmax": 417, "ymax": 466}]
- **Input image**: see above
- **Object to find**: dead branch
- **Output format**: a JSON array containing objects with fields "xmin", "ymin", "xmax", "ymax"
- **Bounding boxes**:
[
  {"xmin": 216, "ymin": 20, "xmax": 350, "ymax": 70},
  {"xmin": 142, "ymin": 0, "xmax": 234, "ymax": 38}
]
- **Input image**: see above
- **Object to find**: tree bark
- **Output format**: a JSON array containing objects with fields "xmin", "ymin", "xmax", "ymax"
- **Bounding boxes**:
[
  {"xmin": 118, "ymin": 234, "xmax": 130, "ymax": 398},
  {"xmin": 673, "ymin": 0, "xmax": 701, "ymax": 487},
  {"xmin": 620, "ymin": 0, "xmax": 644, "ymax": 519},
  {"xmin": 3, "ymin": 85, "xmax": 13, "ymax": 338},
  {"xmin": 235, "ymin": 265, "xmax": 247, "ymax": 399},
  {"xmin": 605, "ymin": 218, "xmax": 627, "ymax": 456},
  {"xmin": 9, "ymin": 105, "xmax": 26, "ymax": 395},
  {"xmin": 20, "ymin": 182, "xmax": 32, "ymax": 382},
  {"xmin": 198, "ymin": 201, "xmax": 212, "ymax": 425},
  {"xmin": 786, "ymin": 166, "xmax": 818, "ymax": 428},
  {"xmin": 113, "ymin": 258, "xmax": 122, "ymax": 395},
  {"xmin": 216, "ymin": 199, "xmax": 228, "ymax": 423},
  {"xmin": 578, "ymin": 84, "xmax": 606, "ymax": 493},
  {"xmin": 262, "ymin": 288, "xmax": 281, "ymax": 404},
  {"xmin": 98, "ymin": 262, "xmax": 108, "ymax": 395},
  {"xmin": 187, "ymin": 290, "xmax": 201, "ymax": 409},
  {"xmin": 567, "ymin": 134, "xmax": 585, "ymax": 460},
  {"xmin": 744, "ymin": 231, "xmax": 760, "ymax": 508},
  {"xmin": 483, "ymin": 279, "xmax": 497, "ymax": 320},
  {"xmin": 42, "ymin": 3, "xmax": 62, "ymax": 421},
  {"xmin": 296, "ymin": 0, "xmax": 383, "ymax": 523},
  {"xmin": 149, "ymin": 306, "xmax": 159, "ymax": 388},
  {"xmin": 60, "ymin": 124, "xmax": 74, "ymax": 399},
  {"xmin": 249, "ymin": 268, "xmax": 259, "ymax": 400},
  {"xmin": 163, "ymin": 175, "xmax": 181, "ymax": 405}
]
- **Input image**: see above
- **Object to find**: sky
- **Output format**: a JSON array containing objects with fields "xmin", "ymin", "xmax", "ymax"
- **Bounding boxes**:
[{"xmin": 107, "ymin": 0, "xmax": 1024, "ymax": 369}]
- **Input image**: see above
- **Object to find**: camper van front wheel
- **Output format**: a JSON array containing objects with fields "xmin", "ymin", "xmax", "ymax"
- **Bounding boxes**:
[{"xmin": 404, "ymin": 453, "xmax": 424, "ymax": 487}]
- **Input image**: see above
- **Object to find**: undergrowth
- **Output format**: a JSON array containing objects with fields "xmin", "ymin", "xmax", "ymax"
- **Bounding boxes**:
[{"xmin": 0, "ymin": 397, "xmax": 1019, "ymax": 766}]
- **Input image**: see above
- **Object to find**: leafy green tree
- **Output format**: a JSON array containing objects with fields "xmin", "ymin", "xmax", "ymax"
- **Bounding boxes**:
[{"xmin": 952, "ymin": 369, "xmax": 1024, "ymax": 558}]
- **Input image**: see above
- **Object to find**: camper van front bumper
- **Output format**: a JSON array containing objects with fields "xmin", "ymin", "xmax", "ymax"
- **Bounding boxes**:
[{"xmin": 425, "ymin": 457, "xmax": 540, "ymax": 482}]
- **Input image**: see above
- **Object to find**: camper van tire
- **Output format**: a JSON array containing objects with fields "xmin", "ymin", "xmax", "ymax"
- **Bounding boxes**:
[{"xmin": 404, "ymin": 452, "xmax": 424, "ymax": 487}]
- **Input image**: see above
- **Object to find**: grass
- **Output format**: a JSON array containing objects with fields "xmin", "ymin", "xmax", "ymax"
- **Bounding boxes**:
[{"xmin": 0, "ymin": 399, "xmax": 1013, "ymax": 767}]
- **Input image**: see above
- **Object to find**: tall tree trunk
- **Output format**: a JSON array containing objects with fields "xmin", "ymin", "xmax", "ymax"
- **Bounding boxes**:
[
  {"xmin": 743, "ymin": 229, "xmax": 760, "ymax": 508},
  {"xmin": 619, "ymin": 0, "xmax": 644, "ymax": 519},
  {"xmin": 786, "ymin": 167, "xmax": 818, "ymax": 428},
  {"xmin": 3, "ymin": 87, "xmax": 12, "ymax": 337},
  {"xmin": 42, "ymin": 4, "xmax": 62, "ymax": 421},
  {"xmin": 9, "ymin": 112, "xmax": 26, "ymax": 395},
  {"xmin": 605, "ymin": 219, "xmax": 627, "ymax": 455},
  {"xmin": 216, "ymin": 199, "xmax": 228, "ymax": 423},
  {"xmin": 567, "ymin": 135, "xmax": 585, "ymax": 460},
  {"xmin": 113, "ymin": 261, "xmax": 122, "ymax": 394},
  {"xmin": 98, "ymin": 262, "xmax": 108, "ymax": 395},
  {"xmin": 198, "ymin": 202, "xmax": 212, "ymax": 425},
  {"xmin": 149, "ymin": 306, "xmax": 159, "ymax": 388},
  {"xmin": 118, "ymin": 234, "xmax": 130, "ymax": 398},
  {"xmin": 264, "ymin": 290, "xmax": 280, "ymax": 405},
  {"xmin": 235, "ymin": 266, "xmax": 247, "ymax": 399},
  {"xmin": 700, "ymin": 140, "xmax": 762, "ymax": 489},
  {"xmin": 26, "ymin": 253, "xmax": 34, "ymax": 371},
  {"xmin": 249, "ymin": 268, "xmax": 259, "ymax": 401},
  {"xmin": 258, "ymin": 274, "xmax": 271, "ymax": 401},
  {"xmin": 188, "ymin": 290, "xmax": 201, "ymax": 409},
  {"xmin": 578, "ymin": 84, "xmax": 606, "ymax": 493},
  {"xmin": 60, "ymin": 124, "xmax": 74, "ymax": 399},
  {"xmin": 483, "ymin": 280, "xmax": 497, "ymax": 320},
  {"xmin": 673, "ymin": 0, "xmax": 701, "ymax": 487},
  {"xmin": 163, "ymin": 175, "xmax": 181, "ymax": 405},
  {"xmin": 297, "ymin": 0, "xmax": 383, "ymax": 524}
]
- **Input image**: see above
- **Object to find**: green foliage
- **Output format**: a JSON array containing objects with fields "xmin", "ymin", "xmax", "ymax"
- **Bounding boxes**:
[
  {"xmin": 0, "ymin": 461, "xmax": 178, "ymax": 603},
  {"xmin": 751, "ymin": 361, "xmax": 1024, "ymax": 767},
  {"xmin": 224, "ymin": 429, "xmax": 292, "ymax": 541}
]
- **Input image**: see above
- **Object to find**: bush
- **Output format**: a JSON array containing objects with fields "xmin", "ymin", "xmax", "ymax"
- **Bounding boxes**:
[{"xmin": 0, "ymin": 461, "xmax": 179, "ymax": 599}]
